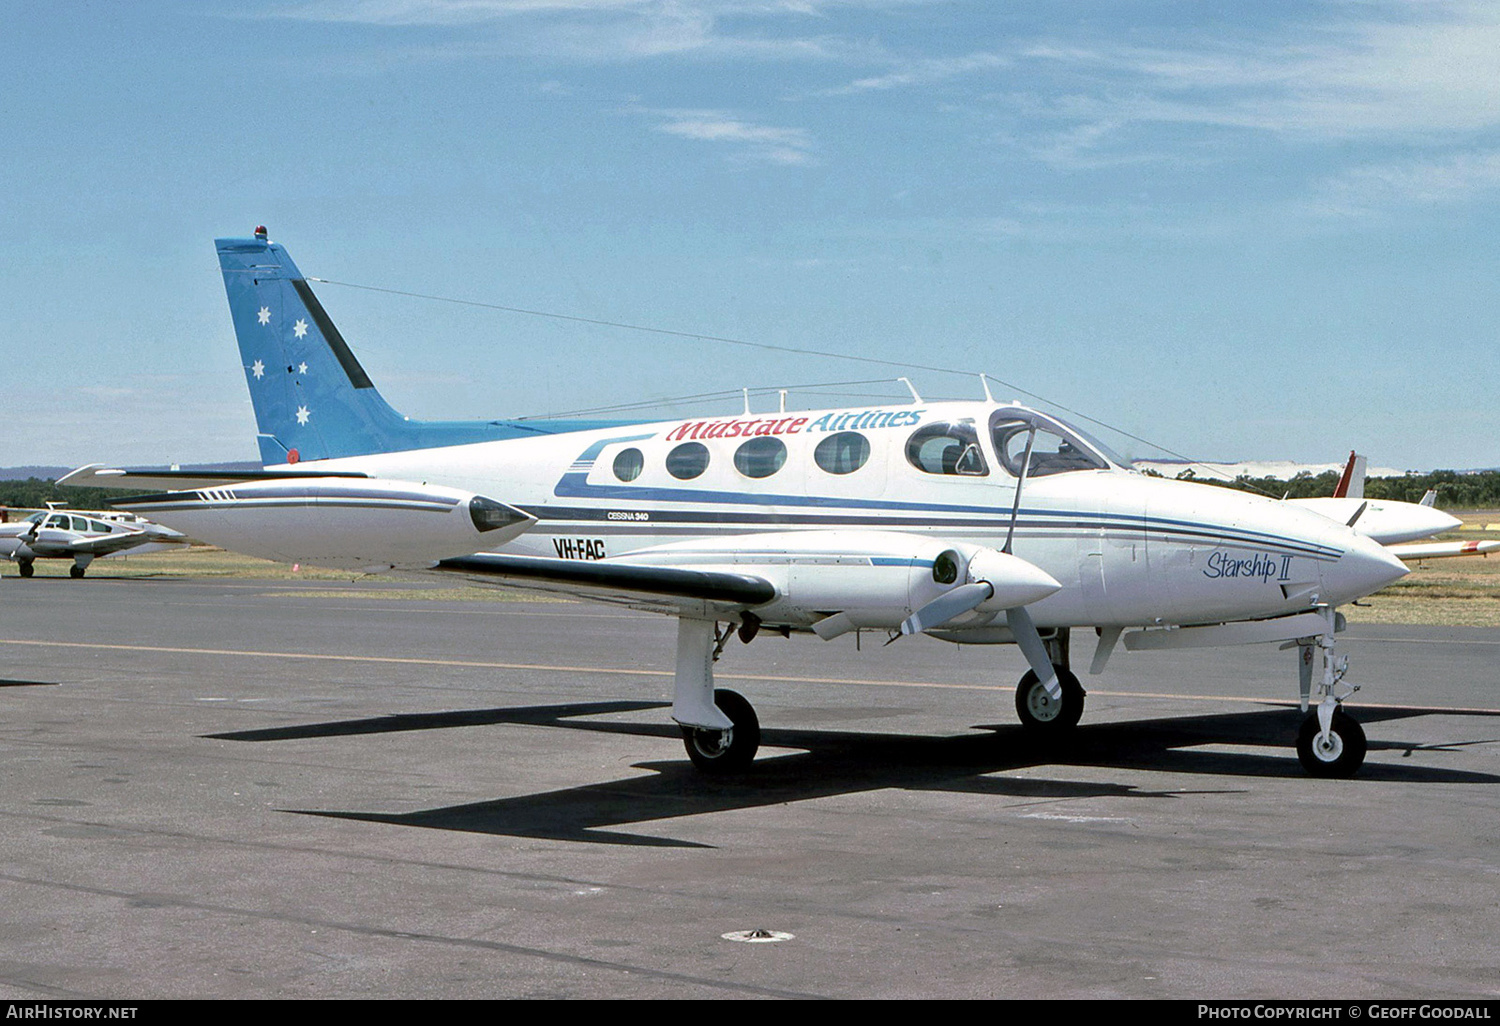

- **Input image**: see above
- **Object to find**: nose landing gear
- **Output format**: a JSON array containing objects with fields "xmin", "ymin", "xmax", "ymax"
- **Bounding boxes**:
[{"xmin": 1293, "ymin": 605, "xmax": 1366, "ymax": 778}]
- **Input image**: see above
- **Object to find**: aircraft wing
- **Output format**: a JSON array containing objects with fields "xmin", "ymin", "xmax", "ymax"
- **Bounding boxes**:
[
  {"xmin": 433, "ymin": 553, "xmax": 778, "ymax": 615},
  {"xmin": 63, "ymin": 531, "xmax": 177, "ymax": 557},
  {"xmin": 1386, "ymin": 539, "xmax": 1499, "ymax": 560},
  {"xmin": 59, "ymin": 463, "xmax": 369, "ymax": 492}
]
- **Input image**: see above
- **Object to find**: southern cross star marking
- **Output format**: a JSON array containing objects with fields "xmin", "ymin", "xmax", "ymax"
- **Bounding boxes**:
[
  {"xmin": 251, "ymin": 360, "xmax": 265, "ymax": 380},
  {"xmin": 257, "ymin": 307, "xmax": 271, "ymax": 326},
  {"xmin": 293, "ymin": 318, "xmax": 309, "ymax": 339},
  {"xmin": 298, "ymin": 362, "xmax": 309, "ymax": 375},
  {"xmin": 295, "ymin": 406, "xmax": 311, "ymax": 426}
]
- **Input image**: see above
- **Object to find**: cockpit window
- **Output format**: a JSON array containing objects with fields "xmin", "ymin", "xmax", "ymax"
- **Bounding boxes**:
[
  {"xmin": 906, "ymin": 421, "xmax": 988, "ymax": 476},
  {"xmin": 991, "ymin": 412, "xmax": 1111, "ymax": 478}
]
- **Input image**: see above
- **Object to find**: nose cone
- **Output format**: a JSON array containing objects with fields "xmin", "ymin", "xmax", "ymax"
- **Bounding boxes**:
[
  {"xmin": 1321, "ymin": 533, "xmax": 1409, "ymax": 605},
  {"xmin": 967, "ymin": 549, "xmax": 1063, "ymax": 609}
]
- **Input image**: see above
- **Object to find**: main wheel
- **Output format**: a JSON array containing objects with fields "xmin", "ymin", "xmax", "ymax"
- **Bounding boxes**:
[
  {"xmin": 1015, "ymin": 666, "xmax": 1085, "ymax": 733},
  {"xmin": 682, "ymin": 689, "xmax": 760, "ymax": 774},
  {"xmin": 70, "ymin": 565, "xmax": 85, "ymax": 579},
  {"xmin": 18, "ymin": 561, "xmax": 34, "ymax": 578},
  {"xmin": 1296, "ymin": 709, "xmax": 1367, "ymax": 778}
]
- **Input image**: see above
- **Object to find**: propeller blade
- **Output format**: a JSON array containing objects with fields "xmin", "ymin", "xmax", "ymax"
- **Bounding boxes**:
[
  {"xmin": 1006, "ymin": 605, "xmax": 1060, "ymax": 699},
  {"xmin": 898, "ymin": 582, "xmax": 993, "ymax": 637}
]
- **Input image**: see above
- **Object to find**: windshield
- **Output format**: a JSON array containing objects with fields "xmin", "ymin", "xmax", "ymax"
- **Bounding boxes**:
[{"xmin": 989, "ymin": 409, "xmax": 1118, "ymax": 478}]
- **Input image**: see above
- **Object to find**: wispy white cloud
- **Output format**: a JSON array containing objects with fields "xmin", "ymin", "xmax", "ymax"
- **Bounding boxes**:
[
  {"xmin": 650, "ymin": 108, "xmax": 817, "ymax": 164},
  {"xmin": 1016, "ymin": 2, "xmax": 1500, "ymax": 141},
  {"xmin": 263, "ymin": 0, "xmax": 920, "ymax": 61},
  {"xmin": 820, "ymin": 51, "xmax": 1009, "ymax": 95},
  {"xmin": 1312, "ymin": 149, "xmax": 1500, "ymax": 216}
]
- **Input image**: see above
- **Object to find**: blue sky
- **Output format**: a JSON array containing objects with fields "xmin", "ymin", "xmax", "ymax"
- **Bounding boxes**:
[{"xmin": 3, "ymin": 0, "xmax": 1498, "ymax": 470}]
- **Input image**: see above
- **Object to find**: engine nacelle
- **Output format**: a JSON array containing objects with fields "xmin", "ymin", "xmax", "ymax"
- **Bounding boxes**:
[
  {"xmin": 613, "ymin": 531, "xmax": 1058, "ymax": 633},
  {"xmin": 111, "ymin": 477, "xmax": 534, "ymax": 571}
]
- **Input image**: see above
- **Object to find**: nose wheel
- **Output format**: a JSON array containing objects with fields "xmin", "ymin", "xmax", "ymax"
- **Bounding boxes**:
[{"xmin": 1296, "ymin": 709, "xmax": 1366, "ymax": 778}]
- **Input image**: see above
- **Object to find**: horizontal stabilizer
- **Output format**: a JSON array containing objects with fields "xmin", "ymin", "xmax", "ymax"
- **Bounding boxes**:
[
  {"xmin": 59, "ymin": 463, "xmax": 369, "ymax": 492},
  {"xmin": 109, "ymin": 477, "xmax": 532, "ymax": 571}
]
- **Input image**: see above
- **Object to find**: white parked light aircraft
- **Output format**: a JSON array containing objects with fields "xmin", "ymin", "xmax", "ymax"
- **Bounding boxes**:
[
  {"xmin": 0, "ymin": 506, "xmax": 186, "ymax": 577},
  {"xmin": 1290, "ymin": 452, "xmax": 1496, "ymax": 559},
  {"xmin": 64, "ymin": 228, "xmax": 1416, "ymax": 777}
]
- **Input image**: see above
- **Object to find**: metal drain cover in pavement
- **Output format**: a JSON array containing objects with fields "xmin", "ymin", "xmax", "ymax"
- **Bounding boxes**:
[{"xmin": 721, "ymin": 929, "xmax": 794, "ymax": 943}]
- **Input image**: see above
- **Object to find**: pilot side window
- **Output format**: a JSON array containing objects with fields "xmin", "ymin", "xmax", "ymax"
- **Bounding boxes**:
[
  {"xmin": 991, "ymin": 418, "xmax": 1107, "ymax": 478},
  {"xmin": 613, "ymin": 447, "xmax": 644, "ymax": 482},
  {"xmin": 666, "ymin": 442, "xmax": 710, "ymax": 480},
  {"xmin": 733, "ymin": 437, "xmax": 787, "ymax": 479},
  {"xmin": 905, "ymin": 422, "xmax": 988, "ymax": 476},
  {"xmin": 814, "ymin": 432, "xmax": 870, "ymax": 475}
]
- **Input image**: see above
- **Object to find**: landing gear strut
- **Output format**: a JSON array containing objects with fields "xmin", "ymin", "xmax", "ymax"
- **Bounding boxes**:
[
  {"xmin": 672, "ymin": 618, "xmax": 761, "ymax": 773},
  {"xmin": 1293, "ymin": 605, "xmax": 1366, "ymax": 778}
]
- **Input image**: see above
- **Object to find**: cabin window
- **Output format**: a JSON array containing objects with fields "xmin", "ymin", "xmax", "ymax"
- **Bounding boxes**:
[
  {"xmin": 905, "ymin": 422, "xmax": 988, "ymax": 476},
  {"xmin": 814, "ymin": 432, "xmax": 870, "ymax": 475},
  {"xmin": 44, "ymin": 514, "xmax": 68, "ymax": 529},
  {"xmin": 613, "ymin": 447, "xmax": 644, "ymax": 482},
  {"xmin": 666, "ymin": 442, "xmax": 710, "ymax": 480},
  {"xmin": 992, "ymin": 418, "xmax": 1108, "ymax": 478},
  {"xmin": 733, "ymin": 437, "xmax": 787, "ymax": 479}
]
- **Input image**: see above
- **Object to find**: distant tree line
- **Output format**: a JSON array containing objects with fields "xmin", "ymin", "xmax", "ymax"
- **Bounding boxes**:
[
  {"xmin": 0, "ymin": 478, "xmax": 124, "ymax": 516},
  {"xmin": 1165, "ymin": 468, "xmax": 1500, "ymax": 508}
]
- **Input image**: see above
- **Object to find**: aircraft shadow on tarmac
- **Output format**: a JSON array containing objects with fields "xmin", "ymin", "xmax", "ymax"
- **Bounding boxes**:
[{"xmin": 206, "ymin": 701, "xmax": 1500, "ymax": 848}]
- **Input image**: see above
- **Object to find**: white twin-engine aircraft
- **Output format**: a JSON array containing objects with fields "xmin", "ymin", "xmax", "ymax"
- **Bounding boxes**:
[{"xmin": 64, "ymin": 229, "xmax": 1413, "ymax": 778}]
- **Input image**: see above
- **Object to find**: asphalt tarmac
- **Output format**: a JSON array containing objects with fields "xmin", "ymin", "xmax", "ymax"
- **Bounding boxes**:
[{"xmin": 1, "ymin": 572, "xmax": 1497, "ymax": 999}]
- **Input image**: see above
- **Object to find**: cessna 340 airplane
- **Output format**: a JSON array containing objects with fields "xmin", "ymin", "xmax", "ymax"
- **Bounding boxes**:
[{"xmin": 64, "ymin": 228, "xmax": 1415, "ymax": 777}]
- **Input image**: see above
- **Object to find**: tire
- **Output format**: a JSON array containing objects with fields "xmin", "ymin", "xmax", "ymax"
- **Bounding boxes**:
[
  {"xmin": 682, "ymin": 689, "xmax": 760, "ymax": 774},
  {"xmin": 1296, "ymin": 710, "xmax": 1367, "ymax": 778},
  {"xmin": 1015, "ymin": 665, "xmax": 1085, "ymax": 733},
  {"xmin": 18, "ymin": 561, "xmax": 34, "ymax": 578},
  {"xmin": 70, "ymin": 565, "xmax": 85, "ymax": 579}
]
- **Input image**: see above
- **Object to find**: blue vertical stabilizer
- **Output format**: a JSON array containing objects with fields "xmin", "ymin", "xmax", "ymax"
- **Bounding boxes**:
[{"xmin": 217, "ymin": 232, "xmax": 623, "ymax": 464}]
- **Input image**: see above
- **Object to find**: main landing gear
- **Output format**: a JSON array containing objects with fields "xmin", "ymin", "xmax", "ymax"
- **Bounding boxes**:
[
  {"xmin": 1013, "ymin": 627, "xmax": 1086, "ymax": 734},
  {"xmin": 681, "ymin": 688, "xmax": 761, "ymax": 774},
  {"xmin": 672, "ymin": 618, "xmax": 762, "ymax": 774},
  {"xmin": 18, "ymin": 560, "xmax": 34, "ymax": 578}
]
